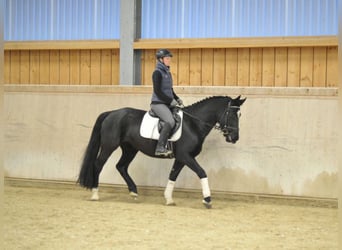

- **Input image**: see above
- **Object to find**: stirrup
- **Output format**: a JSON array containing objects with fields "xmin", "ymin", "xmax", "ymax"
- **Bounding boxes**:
[{"xmin": 155, "ymin": 148, "xmax": 172, "ymax": 156}]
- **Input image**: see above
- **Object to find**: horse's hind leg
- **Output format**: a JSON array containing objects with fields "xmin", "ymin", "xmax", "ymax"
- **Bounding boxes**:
[
  {"xmin": 116, "ymin": 145, "xmax": 138, "ymax": 198},
  {"xmin": 91, "ymin": 147, "xmax": 115, "ymax": 201}
]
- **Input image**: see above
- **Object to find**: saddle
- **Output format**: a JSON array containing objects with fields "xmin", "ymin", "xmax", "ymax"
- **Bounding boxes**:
[{"xmin": 140, "ymin": 109, "xmax": 183, "ymax": 141}]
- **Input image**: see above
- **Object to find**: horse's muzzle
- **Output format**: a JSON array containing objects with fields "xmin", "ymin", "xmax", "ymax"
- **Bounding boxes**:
[{"xmin": 225, "ymin": 133, "xmax": 238, "ymax": 144}]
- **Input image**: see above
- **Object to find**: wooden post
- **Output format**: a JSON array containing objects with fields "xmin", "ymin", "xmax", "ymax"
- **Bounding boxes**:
[{"xmin": 120, "ymin": 0, "xmax": 142, "ymax": 85}]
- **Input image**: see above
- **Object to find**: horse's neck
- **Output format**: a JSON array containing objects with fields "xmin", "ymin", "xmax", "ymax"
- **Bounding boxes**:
[
  {"xmin": 193, "ymin": 109, "xmax": 217, "ymax": 124},
  {"xmin": 188, "ymin": 104, "xmax": 224, "ymax": 130},
  {"xmin": 185, "ymin": 97, "xmax": 228, "ymax": 138},
  {"xmin": 195, "ymin": 101, "xmax": 225, "ymax": 120},
  {"xmin": 186, "ymin": 97, "xmax": 228, "ymax": 124}
]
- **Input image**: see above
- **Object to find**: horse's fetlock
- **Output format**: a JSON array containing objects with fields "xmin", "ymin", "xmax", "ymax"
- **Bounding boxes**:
[{"xmin": 203, "ymin": 196, "xmax": 211, "ymax": 203}]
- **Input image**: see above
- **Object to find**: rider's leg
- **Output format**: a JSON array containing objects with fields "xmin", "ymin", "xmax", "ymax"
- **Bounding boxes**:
[
  {"xmin": 155, "ymin": 123, "xmax": 173, "ymax": 156},
  {"xmin": 150, "ymin": 104, "xmax": 175, "ymax": 156}
]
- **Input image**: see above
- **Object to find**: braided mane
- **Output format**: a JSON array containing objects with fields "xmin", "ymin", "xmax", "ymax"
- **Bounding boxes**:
[{"xmin": 183, "ymin": 96, "xmax": 232, "ymax": 112}]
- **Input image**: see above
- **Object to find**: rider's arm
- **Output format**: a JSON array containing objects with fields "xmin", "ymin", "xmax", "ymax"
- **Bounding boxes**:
[{"xmin": 172, "ymin": 89, "xmax": 179, "ymax": 101}]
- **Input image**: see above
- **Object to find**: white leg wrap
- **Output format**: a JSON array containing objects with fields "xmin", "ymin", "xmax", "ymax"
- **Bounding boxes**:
[
  {"xmin": 164, "ymin": 180, "xmax": 175, "ymax": 205},
  {"xmin": 200, "ymin": 178, "xmax": 211, "ymax": 198},
  {"xmin": 91, "ymin": 188, "xmax": 99, "ymax": 201}
]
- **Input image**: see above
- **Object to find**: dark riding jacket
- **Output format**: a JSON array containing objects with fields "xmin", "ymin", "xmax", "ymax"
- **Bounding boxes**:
[{"xmin": 151, "ymin": 61, "xmax": 179, "ymax": 105}]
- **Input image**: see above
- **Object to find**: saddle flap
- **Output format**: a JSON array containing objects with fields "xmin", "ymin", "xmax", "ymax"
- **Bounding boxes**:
[{"xmin": 140, "ymin": 110, "xmax": 183, "ymax": 141}]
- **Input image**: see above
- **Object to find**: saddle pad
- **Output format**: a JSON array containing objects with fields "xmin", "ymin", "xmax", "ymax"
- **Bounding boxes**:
[{"xmin": 140, "ymin": 111, "xmax": 183, "ymax": 141}]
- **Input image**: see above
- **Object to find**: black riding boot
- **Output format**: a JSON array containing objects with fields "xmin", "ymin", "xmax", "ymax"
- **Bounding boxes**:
[{"xmin": 155, "ymin": 123, "xmax": 172, "ymax": 156}]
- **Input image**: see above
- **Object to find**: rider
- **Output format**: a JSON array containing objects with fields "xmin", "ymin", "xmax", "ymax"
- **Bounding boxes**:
[{"xmin": 150, "ymin": 49, "xmax": 183, "ymax": 156}]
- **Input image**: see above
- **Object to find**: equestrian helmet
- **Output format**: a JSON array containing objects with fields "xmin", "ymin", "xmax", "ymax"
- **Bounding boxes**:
[{"xmin": 156, "ymin": 49, "xmax": 173, "ymax": 59}]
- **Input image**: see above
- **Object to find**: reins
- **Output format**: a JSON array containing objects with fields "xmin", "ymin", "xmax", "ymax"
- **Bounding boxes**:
[{"xmin": 180, "ymin": 109, "xmax": 215, "ymax": 129}]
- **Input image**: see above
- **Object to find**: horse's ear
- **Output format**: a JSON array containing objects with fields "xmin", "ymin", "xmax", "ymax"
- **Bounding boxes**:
[
  {"xmin": 232, "ymin": 95, "xmax": 246, "ymax": 106},
  {"xmin": 239, "ymin": 97, "xmax": 246, "ymax": 106}
]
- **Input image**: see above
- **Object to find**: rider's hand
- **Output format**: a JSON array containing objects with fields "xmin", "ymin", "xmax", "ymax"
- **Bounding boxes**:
[
  {"xmin": 177, "ymin": 99, "xmax": 184, "ymax": 107},
  {"xmin": 170, "ymin": 99, "xmax": 178, "ymax": 107}
]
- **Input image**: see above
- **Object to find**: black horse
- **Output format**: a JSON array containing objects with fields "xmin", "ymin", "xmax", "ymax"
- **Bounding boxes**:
[{"xmin": 78, "ymin": 95, "xmax": 246, "ymax": 208}]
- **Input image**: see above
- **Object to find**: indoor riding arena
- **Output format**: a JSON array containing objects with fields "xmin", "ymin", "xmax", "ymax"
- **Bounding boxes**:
[{"xmin": 3, "ymin": 1, "xmax": 340, "ymax": 249}]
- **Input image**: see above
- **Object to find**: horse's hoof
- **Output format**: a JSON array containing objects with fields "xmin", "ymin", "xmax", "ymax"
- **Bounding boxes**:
[
  {"xmin": 90, "ymin": 188, "xmax": 99, "ymax": 201},
  {"xmin": 90, "ymin": 194, "xmax": 99, "ymax": 201},
  {"xmin": 165, "ymin": 200, "xmax": 176, "ymax": 206},
  {"xmin": 129, "ymin": 191, "xmax": 138, "ymax": 200},
  {"xmin": 202, "ymin": 200, "xmax": 212, "ymax": 209}
]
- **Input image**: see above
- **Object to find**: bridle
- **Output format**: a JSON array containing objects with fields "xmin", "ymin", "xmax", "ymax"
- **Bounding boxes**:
[
  {"xmin": 215, "ymin": 102, "xmax": 240, "ymax": 136},
  {"xmin": 180, "ymin": 101, "xmax": 240, "ymax": 135}
]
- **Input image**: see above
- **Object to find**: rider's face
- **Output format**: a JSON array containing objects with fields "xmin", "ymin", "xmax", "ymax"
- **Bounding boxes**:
[{"xmin": 162, "ymin": 56, "xmax": 171, "ymax": 66}]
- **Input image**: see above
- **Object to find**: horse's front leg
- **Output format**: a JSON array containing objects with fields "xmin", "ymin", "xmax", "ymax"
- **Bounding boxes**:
[
  {"xmin": 182, "ymin": 156, "xmax": 212, "ymax": 209},
  {"xmin": 200, "ymin": 177, "xmax": 212, "ymax": 209},
  {"xmin": 164, "ymin": 160, "xmax": 184, "ymax": 205}
]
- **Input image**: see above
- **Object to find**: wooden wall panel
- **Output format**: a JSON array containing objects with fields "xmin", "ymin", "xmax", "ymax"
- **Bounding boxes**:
[
  {"xmin": 111, "ymin": 49, "xmax": 120, "ymax": 85},
  {"xmin": 101, "ymin": 49, "xmax": 112, "ymax": 85},
  {"xmin": 39, "ymin": 50, "xmax": 50, "ymax": 84},
  {"xmin": 9, "ymin": 51, "xmax": 20, "ymax": 83},
  {"xmin": 20, "ymin": 51, "xmax": 30, "ymax": 84},
  {"xmin": 313, "ymin": 47, "xmax": 327, "ymax": 87},
  {"xmin": 201, "ymin": 49, "xmax": 213, "ymax": 86},
  {"xmin": 237, "ymin": 48, "xmax": 250, "ymax": 86},
  {"xmin": 287, "ymin": 47, "xmax": 300, "ymax": 87},
  {"xmin": 90, "ymin": 50, "xmax": 101, "ymax": 85},
  {"xmin": 300, "ymin": 47, "xmax": 314, "ymax": 87},
  {"xmin": 189, "ymin": 49, "xmax": 202, "ymax": 85},
  {"xmin": 275, "ymin": 48, "xmax": 288, "ymax": 87},
  {"xmin": 141, "ymin": 50, "xmax": 155, "ymax": 85},
  {"xmin": 225, "ymin": 48, "xmax": 238, "ymax": 86},
  {"xmin": 4, "ymin": 51, "xmax": 11, "ymax": 83},
  {"xmin": 249, "ymin": 48, "xmax": 262, "ymax": 86},
  {"xmin": 213, "ymin": 48, "xmax": 225, "ymax": 86},
  {"xmin": 59, "ymin": 50, "xmax": 70, "ymax": 84},
  {"xmin": 178, "ymin": 49, "xmax": 190, "ymax": 86},
  {"xmin": 3, "ymin": 45, "xmax": 337, "ymax": 88},
  {"xmin": 29, "ymin": 51, "xmax": 40, "ymax": 84},
  {"xmin": 171, "ymin": 50, "xmax": 179, "ymax": 85},
  {"xmin": 326, "ymin": 47, "xmax": 338, "ymax": 87},
  {"xmin": 80, "ymin": 50, "xmax": 90, "ymax": 85},
  {"xmin": 70, "ymin": 50, "xmax": 80, "ymax": 85},
  {"xmin": 49, "ymin": 51, "xmax": 60, "ymax": 84},
  {"xmin": 262, "ymin": 48, "xmax": 275, "ymax": 87}
]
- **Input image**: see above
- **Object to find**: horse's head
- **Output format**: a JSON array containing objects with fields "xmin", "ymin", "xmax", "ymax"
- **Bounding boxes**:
[{"xmin": 218, "ymin": 96, "xmax": 246, "ymax": 144}]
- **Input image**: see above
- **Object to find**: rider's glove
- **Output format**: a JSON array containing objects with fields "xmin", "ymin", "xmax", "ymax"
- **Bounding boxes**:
[
  {"xmin": 177, "ymin": 99, "xmax": 184, "ymax": 108},
  {"xmin": 170, "ymin": 99, "xmax": 178, "ymax": 107}
]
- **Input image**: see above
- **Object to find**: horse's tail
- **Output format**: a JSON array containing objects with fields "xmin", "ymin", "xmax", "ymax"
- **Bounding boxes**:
[{"xmin": 77, "ymin": 111, "xmax": 111, "ymax": 189}]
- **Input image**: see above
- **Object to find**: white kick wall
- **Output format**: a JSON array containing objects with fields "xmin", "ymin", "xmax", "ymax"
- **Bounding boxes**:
[{"xmin": 4, "ymin": 85, "xmax": 338, "ymax": 199}]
